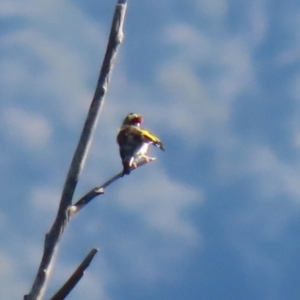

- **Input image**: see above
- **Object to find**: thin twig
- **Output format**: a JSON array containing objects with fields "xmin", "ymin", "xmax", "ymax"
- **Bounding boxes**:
[
  {"xmin": 70, "ymin": 158, "xmax": 154, "ymax": 215},
  {"xmin": 24, "ymin": 1, "xmax": 127, "ymax": 299},
  {"xmin": 71, "ymin": 160, "xmax": 153, "ymax": 214},
  {"xmin": 49, "ymin": 248, "xmax": 99, "ymax": 300}
]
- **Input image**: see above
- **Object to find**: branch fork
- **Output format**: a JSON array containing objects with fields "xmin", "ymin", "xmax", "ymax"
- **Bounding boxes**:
[{"xmin": 24, "ymin": 1, "xmax": 128, "ymax": 299}]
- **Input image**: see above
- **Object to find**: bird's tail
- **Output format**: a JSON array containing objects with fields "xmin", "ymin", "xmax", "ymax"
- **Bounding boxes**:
[{"xmin": 122, "ymin": 161, "xmax": 131, "ymax": 176}]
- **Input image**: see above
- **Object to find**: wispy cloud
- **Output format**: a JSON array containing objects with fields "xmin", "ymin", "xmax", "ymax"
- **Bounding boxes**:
[
  {"xmin": 116, "ymin": 168, "xmax": 201, "ymax": 241},
  {"xmin": 2, "ymin": 0, "xmax": 300, "ymax": 299},
  {"xmin": 1, "ymin": 107, "xmax": 52, "ymax": 149}
]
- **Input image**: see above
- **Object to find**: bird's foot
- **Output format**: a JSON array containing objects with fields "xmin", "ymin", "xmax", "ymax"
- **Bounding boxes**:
[{"xmin": 142, "ymin": 155, "xmax": 156, "ymax": 163}]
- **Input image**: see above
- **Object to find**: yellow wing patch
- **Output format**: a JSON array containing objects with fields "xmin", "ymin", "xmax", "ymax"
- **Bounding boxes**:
[
  {"xmin": 118, "ymin": 125, "xmax": 165, "ymax": 150},
  {"xmin": 139, "ymin": 128, "xmax": 161, "ymax": 143},
  {"xmin": 138, "ymin": 128, "xmax": 165, "ymax": 150}
]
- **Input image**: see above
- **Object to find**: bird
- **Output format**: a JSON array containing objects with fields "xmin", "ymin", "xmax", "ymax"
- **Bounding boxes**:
[{"xmin": 117, "ymin": 113, "xmax": 165, "ymax": 176}]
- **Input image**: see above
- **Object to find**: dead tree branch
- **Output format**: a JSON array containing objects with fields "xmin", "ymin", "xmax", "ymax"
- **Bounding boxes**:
[
  {"xmin": 70, "ymin": 158, "xmax": 154, "ymax": 215},
  {"xmin": 24, "ymin": 1, "xmax": 127, "ymax": 299},
  {"xmin": 49, "ymin": 248, "xmax": 99, "ymax": 300}
]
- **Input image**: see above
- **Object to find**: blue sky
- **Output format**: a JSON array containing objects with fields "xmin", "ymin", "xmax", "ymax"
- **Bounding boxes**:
[{"xmin": 1, "ymin": 0, "xmax": 300, "ymax": 299}]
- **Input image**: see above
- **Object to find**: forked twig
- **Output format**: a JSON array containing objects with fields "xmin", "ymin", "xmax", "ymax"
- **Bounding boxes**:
[
  {"xmin": 49, "ymin": 248, "xmax": 99, "ymax": 300},
  {"xmin": 24, "ymin": 1, "xmax": 127, "ymax": 299}
]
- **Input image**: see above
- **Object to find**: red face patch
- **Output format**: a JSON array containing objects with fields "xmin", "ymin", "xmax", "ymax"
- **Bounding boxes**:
[
  {"xmin": 128, "ymin": 115, "xmax": 142, "ymax": 125},
  {"xmin": 134, "ymin": 115, "xmax": 142, "ymax": 124}
]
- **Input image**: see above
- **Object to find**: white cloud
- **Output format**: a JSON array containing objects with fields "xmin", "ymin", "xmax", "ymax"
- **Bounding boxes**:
[
  {"xmin": 211, "ymin": 131, "xmax": 300, "ymax": 202},
  {"xmin": 1, "ymin": 0, "xmax": 107, "ymax": 127},
  {"xmin": 116, "ymin": 168, "xmax": 201, "ymax": 241},
  {"xmin": 0, "ymin": 251, "xmax": 27, "ymax": 298},
  {"xmin": 251, "ymin": 147, "xmax": 300, "ymax": 200},
  {"xmin": 3, "ymin": 0, "xmax": 300, "ymax": 298},
  {"xmin": 0, "ymin": 2, "xmax": 111, "ymax": 295},
  {"xmin": 163, "ymin": 23, "xmax": 212, "ymax": 62},
  {"xmin": 157, "ymin": 61, "xmax": 228, "ymax": 146},
  {"xmin": 1, "ymin": 107, "xmax": 52, "ymax": 149},
  {"xmin": 153, "ymin": 21, "xmax": 256, "ymax": 149},
  {"xmin": 30, "ymin": 186, "xmax": 60, "ymax": 213}
]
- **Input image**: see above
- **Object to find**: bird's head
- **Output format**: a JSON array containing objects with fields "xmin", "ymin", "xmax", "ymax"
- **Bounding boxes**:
[{"xmin": 122, "ymin": 113, "xmax": 142, "ymax": 126}]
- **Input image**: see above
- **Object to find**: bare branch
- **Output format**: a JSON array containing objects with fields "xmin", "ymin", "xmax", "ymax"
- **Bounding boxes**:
[
  {"xmin": 24, "ymin": 1, "xmax": 128, "ymax": 299},
  {"xmin": 49, "ymin": 248, "xmax": 99, "ymax": 300},
  {"xmin": 70, "ymin": 158, "xmax": 155, "ymax": 215}
]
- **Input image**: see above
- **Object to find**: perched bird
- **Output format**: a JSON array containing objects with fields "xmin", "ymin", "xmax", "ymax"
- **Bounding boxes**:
[{"xmin": 117, "ymin": 113, "xmax": 165, "ymax": 176}]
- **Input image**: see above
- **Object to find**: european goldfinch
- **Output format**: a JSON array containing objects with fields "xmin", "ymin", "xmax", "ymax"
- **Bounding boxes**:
[{"xmin": 117, "ymin": 113, "xmax": 165, "ymax": 175}]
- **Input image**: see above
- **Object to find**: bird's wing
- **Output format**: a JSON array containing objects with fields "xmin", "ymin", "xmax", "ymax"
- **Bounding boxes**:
[
  {"xmin": 138, "ymin": 128, "xmax": 165, "ymax": 151},
  {"xmin": 117, "ymin": 125, "xmax": 165, "ymax": 151}
]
